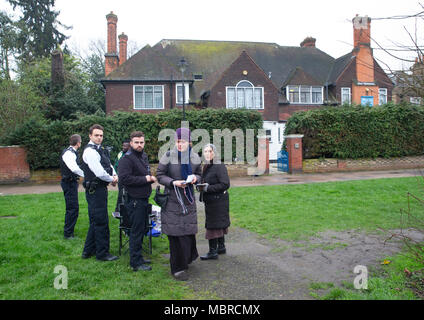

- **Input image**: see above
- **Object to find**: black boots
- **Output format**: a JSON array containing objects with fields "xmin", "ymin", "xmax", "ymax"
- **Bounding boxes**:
[
  {"xmin": 200, "ymin": 238, "xmax": 218, "ymax": 260},
  {"xmin": 217, "ymin": 236, "xmax": 226, "ymax": 254},
  {"xmin": 201, "ymin": 237, "xmax": 227, "ymax": 260}
]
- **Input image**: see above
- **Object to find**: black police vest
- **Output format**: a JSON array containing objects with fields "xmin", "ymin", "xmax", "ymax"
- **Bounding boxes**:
[
  {"xmin": 81, "ymin": 144, "xmax": 113, "ymax": 184},
  {"xmin": 60, "ymin": 147, "xmax": 79, "ymax": 180}
]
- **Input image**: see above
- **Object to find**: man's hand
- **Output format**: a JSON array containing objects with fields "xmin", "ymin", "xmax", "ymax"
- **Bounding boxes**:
[{"xmin": 111, "ymin": 175, "xmax": 118, "ymax": 187}]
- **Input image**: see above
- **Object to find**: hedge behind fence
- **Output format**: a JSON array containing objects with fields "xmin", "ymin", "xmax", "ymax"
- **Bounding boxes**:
[
  {"xmin": 2, "ymin": 109, "xmax": 263, "ymax": 170},
  {"xmin": 284, "ymin": 104, "xmax": 424, "ymax": 159}
]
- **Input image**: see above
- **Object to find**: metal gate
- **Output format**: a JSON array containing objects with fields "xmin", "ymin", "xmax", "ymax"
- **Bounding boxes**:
[{"xmin": 277, "ymin": 150, "xmax": 289, "ymax": 172}]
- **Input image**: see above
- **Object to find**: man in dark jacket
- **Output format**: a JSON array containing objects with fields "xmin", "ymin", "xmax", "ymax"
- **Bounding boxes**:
[{"xmin": 118, "ymin": 131, "xmax": 157, "ymax": 271}]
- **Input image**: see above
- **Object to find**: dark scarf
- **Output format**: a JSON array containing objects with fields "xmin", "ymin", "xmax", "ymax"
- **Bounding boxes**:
[{"xmin": 178, "ymin": 147, "xmax": 194, "ymax": 203}]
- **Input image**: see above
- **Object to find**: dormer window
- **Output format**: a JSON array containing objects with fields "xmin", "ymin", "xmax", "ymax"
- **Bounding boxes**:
[
  {"xmin": 226, "ymin": 80, "xmax": 264, "ymax": 109},
  {"xmin": 286, "ymin": 85, "xmax": 323, "ymax": 104}
]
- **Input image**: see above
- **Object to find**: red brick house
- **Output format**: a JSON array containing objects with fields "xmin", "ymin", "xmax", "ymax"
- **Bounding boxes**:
[{"xmin": 101, "ymin": 13, "xmax": 393, "ymax": 160}]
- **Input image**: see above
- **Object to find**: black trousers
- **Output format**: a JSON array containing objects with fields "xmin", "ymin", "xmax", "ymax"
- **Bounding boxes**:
[
  {"xmin": 125, "ymin": 196, "xmax": 149, "ymax": 268},
  {"xmin": 61, "ymin": 179, "xmax": 79, "ymax": 237},
  {"xmin": 168, "ymin": 235, "xmax": 199, "ymax": 274},
  {"xmin": 83, "ymin": 186, "xmax": 110, "ymax": 259}
]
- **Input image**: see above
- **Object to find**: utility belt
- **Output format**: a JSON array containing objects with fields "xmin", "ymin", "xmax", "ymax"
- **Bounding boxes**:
[
  {"xmin": 62, "ymin": 176, "xmax": 79, "ymax": 182},
  {"xmin": 83, "ymin": 179, "xmax": 107, "ymax": 194}
]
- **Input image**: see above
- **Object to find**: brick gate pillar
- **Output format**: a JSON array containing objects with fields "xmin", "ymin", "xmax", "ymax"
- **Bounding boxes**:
[
  {"xmin": 284, "ymin": 135, "xmax": 304, "ymax": 174},
  {"xmin": 0, "ymin": 146, "xmax": 30, "ymax": 183}
]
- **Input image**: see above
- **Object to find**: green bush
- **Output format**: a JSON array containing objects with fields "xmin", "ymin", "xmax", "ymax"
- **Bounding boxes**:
[
  {"xmin": 2, "ymin": 109, "xmax": 263, "ymax": 170},
  {"xmin": 284, "ymin": 103, "xmax": 424, "ymax": 159}
]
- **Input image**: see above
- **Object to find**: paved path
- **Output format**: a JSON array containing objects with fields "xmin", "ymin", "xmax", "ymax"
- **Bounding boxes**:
[{"xmin": 0, "ymin": 168, "xmax": 422, "ymax": 195}]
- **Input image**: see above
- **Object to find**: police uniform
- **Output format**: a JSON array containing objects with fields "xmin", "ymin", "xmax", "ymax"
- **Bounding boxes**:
[
  {"xmin": 118, "ymin": 147, "xmax": 153, "ymax": 271},
  {"xmin": 60, "ymin": 146, "xmax": 84, "ymax": 239},
  {"xmin": 81, "ymin": 142, "xmax": 118, "ymax": 261}
]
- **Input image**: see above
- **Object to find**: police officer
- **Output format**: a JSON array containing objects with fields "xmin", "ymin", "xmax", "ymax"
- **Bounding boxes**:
[
  {"xmin": 81, "ymin": 124, "xmax": 119, "ymax": 261},
  {"xmin": 118, "ymin": 131, "xmax": 157, "ymax": 271},
  {"xmin": 60, "ymin": 134, "xmax": 84, "ymax": 239}
]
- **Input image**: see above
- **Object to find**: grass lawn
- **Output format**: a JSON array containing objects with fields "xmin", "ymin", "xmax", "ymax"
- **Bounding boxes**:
[
  {"xmin": 229, "ymin": 176, "xmax": 424, "ymax": 240},
  {"xmin": 0, "ymin": 192, "xmax": 205, "ymax": 300},
  {"xmin": 0, "ymin": 176, "xmax": 423, "ymax": 300}
]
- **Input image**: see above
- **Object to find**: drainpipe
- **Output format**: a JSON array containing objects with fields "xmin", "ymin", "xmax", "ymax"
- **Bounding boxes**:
[{"xmin": 170, "ymin": 74, "xmax": 174, "ymax": 109}]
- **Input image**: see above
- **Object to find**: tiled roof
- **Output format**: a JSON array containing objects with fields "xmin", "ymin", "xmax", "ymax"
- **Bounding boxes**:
[
  {"xmin": 102, "ymin": 39, "xmax": 336, "ymax": 99},
  {"xmin": 327, "ymin": 52, "xmax": 355, "ymax": 85}
]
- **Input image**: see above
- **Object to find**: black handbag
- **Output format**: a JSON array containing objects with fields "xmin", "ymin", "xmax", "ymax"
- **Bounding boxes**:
[{"xmin": 154, "ymin": 185, "xmax": 169, "ymax": 208}]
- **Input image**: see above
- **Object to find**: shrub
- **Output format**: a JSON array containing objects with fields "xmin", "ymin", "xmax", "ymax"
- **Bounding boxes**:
[
  {"xmin": 3, "ymin": 109, "xmax": 263, "ymax": 170},
  {"xmin": 284, "ymin": 104, "xmax": 424, "ymax": 159}
]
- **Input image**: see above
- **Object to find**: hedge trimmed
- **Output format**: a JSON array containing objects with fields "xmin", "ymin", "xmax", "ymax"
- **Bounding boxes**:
[
  {"xmin": 2, "ymin": 109, "xmax": 263, "ymax": 170},
  {"xmin": 284, "ymin": 103, "xmax": 424, "ymax": 159}
]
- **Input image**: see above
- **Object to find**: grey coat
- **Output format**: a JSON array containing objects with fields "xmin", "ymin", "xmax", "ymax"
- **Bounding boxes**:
[{"xmin": 156, "ymin": 148, "xmax": 202, "ymax": 236}]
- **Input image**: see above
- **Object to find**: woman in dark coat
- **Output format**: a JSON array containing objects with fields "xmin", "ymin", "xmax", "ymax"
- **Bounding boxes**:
[
  {"xmin": 197, "ymin": 144, "xmax": 230, "ymax": 260},
  {"xmin": 156, "ymin": 128, "xmax": 202, "ymax": 281}
]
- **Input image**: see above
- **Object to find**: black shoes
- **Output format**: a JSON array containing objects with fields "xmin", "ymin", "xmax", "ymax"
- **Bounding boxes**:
[
  {"xmin": 81, "ymin": 252, "xmax": 95, "ymax": 259},
  {"xmin": 64, "ymin": 234, "xmax": 75, "ymax": 240},
  {"xmin": 172, "ymin": 270, "xmax": 189, "ymax": 281},
  {"xmin": 97, "ymin": 254, "xmax": 119, "ymax": 261},
  {"xmin": 218, "ymin": 247, "xmax": 226, "ymax": 254},
  {"xmin": 201, "ymin": 239, "xmax": 219, "ymax": 260},
  {"xmin": 133, "ymin": 264, "xmax": 152, "ymax": 272},
  {"xmin": 200, "ymin": 251, "xmax": 218, "ymax": 260}
]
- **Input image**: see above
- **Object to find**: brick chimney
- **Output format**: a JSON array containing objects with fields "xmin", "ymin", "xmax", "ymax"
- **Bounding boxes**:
[
  {"xmin": 105, "ymin": 11, "xmax": 119, "ymax": 76},
  {"xmin": 300, "ymin": 37, "xmax": 316, "ymax": 48},
  {"xmin": 118, "ymin": 32, "xmax": 128, "ymax": 65},
  {"xmin": 352, "ymin": 15, "xmax": 374, "ymax": 83}
]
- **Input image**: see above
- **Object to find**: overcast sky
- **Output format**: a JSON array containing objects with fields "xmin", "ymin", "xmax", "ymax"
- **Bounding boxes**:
[{"xmin": 2, "ymin": 0, "xmax": 423, "ymax": 72}]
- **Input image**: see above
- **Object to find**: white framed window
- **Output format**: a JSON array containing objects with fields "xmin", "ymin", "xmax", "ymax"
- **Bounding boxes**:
[
  {"xmin": 341, "ymin": 87, "xmax": 351, "ymax": 105},
  {"xmin": 379, "ymin": 88, "xmax": 388, "ymax": 105},
  {"xmin": 134, "ymin": 85, "xmax": 164, "ymax": 109},
  {"xmin": 176, "ymin": 83, "xmax": 189, "ymax": 105},
  {"xmin": 226, "ymin": 80, "xmax": 264, "ymax": 109},
  {"xmin": 287, "ymin": 85, "xmax": 323, "ymax": 104}
]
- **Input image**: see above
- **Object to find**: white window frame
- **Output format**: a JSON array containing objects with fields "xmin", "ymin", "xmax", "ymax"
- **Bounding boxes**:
[
  {"xmin": 176, "ymin": 83, "xmax": 190, "ymax": 105},
  {"xmin": 378, "ymin": 88, "xmax": 388, "ymax": 105},
  {"xmin": 341, "ymin": 87, "xmax": 352, "ymax": 105},
  {"xmin": 286, "ymin": 85, "xmax": 323, "ymax": 104},
  {"xmin": 226, "ymin": 80, "xmax": 264, "ymax": 110},
  {"xmin": 133, "ymin": 85, "xmax": 165, "ymax": 110}
]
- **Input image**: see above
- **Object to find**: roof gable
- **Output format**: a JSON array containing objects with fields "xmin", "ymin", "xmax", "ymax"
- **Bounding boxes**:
[
  {"xmin": 102, "ymin": 39, "xmax": 337, "ymax": 100},
  {"xmin": 283, "ymin": 67, "xmax": 323, "ymax": 87}
]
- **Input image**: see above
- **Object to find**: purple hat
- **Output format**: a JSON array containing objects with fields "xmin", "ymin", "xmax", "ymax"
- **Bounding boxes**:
[{"xmin": 175, "ymin": 128, "xmax": 191, "ymax": 142}]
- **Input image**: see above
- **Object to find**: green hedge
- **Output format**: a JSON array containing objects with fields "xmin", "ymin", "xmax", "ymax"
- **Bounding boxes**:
[
  {"xmin": 284, "ymin": 103, "xmax": 424, "ymax": 159},
  {"xmin": 2, "ymin": 109, "xmax": 263, "ymax": 170}
]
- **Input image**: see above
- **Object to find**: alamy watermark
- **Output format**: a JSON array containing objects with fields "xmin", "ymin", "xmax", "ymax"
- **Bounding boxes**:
[
  {"xmin": 54, "ymin": 265, "xmax": 68, "ymax": 290},
  {"xmin": 158, "ymin": 121, "xmax": 268, "ymax": 175},
  {"xmin": 353, "ymin": 265, "xmax": 368, "ymax": 290}
]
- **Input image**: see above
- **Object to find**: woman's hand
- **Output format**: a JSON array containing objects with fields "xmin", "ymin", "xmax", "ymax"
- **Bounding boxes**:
[{"xmin": 173, "ymin": 180, "xmax": 187, "ymax": 188}]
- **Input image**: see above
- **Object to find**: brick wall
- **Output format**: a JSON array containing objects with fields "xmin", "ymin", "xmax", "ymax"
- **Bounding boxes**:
[
  {"xmin": 0, "ymin": 146, "xmax": 30, "ymax": 184},
  {"xmin": 303, "ymin": 156, "xmax": 424, "ymax": 173}
]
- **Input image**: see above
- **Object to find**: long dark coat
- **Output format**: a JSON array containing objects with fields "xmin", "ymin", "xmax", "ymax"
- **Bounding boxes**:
[
  {"xmin": 201, "ymin": 163, "xmax": 231, "ymax": 230},
  {"xmin": 156, "ymin": 148, "xmax": 202, "ymax": 236}
]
